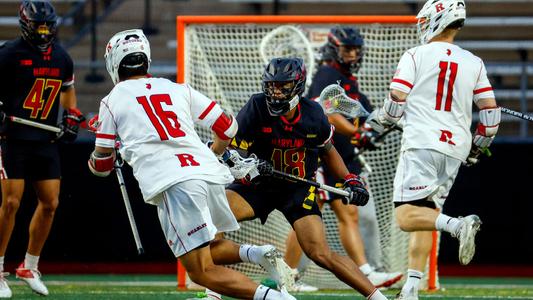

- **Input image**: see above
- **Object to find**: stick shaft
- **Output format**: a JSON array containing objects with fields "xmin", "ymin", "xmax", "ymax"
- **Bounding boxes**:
[
  {"xmin": 115, "ymin": 166, "xmax": 144, "ymax": 255},
  {"xmin": 8, "ymin": 116, "xmax": 61, "ymax": 133},
  {"xmin": 501, "ymin": 107, "xmax": 533, "ymax": 122},
  {"xmin": 271, "ymin": 169, "xmax": 350, "ymax": 197}
]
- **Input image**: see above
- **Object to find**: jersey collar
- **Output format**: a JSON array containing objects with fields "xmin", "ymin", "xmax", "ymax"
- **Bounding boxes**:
[{"xmin": 280, "ymin": 102, "xmax": 301, "ymax": 125}]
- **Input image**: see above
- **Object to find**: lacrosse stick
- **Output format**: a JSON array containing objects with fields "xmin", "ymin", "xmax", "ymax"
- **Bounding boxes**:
[
  {"xmin": 353, "ymin": 125, "xmax": 403, "ymax": 175},
  {"xmin": 318, "ymin": 84, "xmax": 370, "ymax": 118},
  {"xmin": 501, "ymin": 107, "xmax": 533, "ymax": 122},
  {"xmin": 6, "ymin": 115, "xmax": 62, "ymax": 133},
  {"xmin": 113, "ymin": 147, "xmax": 144, "ymax": 255},
  {"xmin": 254, "ymin": 159, "xmax": 351, "ymax": 198},
  {"xmin": 260, "ymin": 25, "xmax": 316, "ymax": 86}
]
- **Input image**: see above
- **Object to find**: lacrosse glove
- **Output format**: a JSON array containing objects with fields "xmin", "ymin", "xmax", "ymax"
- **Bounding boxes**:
[{"xmin": 340, "ymin": 173, "xmax": 369, "ymax": 206}]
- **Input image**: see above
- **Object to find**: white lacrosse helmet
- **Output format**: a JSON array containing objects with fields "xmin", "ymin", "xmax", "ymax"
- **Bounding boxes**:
[
  {"xmin": 417, "ymin": 0, "xmax": 466, "ymax": 44},
  {"xmin": 105, "ymin": 29, "xmax": 151, "ymax": 84}
]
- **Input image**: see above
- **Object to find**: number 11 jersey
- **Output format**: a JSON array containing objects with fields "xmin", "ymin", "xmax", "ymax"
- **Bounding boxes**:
[{"xmin": 390, "ymin": 41, "xmax": 495, "ymax": 161}]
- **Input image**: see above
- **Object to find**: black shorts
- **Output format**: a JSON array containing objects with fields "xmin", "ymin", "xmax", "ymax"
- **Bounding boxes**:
[
  {"xmin": 227, "ymin": 180, "xmax": 322, "ymax": 226},
  {"xmin": 0, "ymin": 139, "xmax": 61, "ymax": 180}
]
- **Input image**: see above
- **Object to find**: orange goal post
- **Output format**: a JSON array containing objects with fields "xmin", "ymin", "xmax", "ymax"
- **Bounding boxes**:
[{"xmin": 175, "ymin": 15, "xmax": 440, "ymax": 291}]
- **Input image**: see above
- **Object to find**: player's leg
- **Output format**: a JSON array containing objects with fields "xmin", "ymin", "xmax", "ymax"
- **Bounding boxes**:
[
  {"xmin": 210, "ymin": 186, "xmax": 294, "ymax": 289},
  {"xmin": 0, "ymin": 179, "xmax": 24, "ymax": 299},
  {"xmin": 180, "ymin": 244, "xmax": 292, "ymax": 299},
  {"xmin": 14, "ymin": 179, "xmax": 59, "ymax": 296},
  {"xmin": 293, "ymin": 215, "xmax": 386, "ymax": 299},
  {"xmin": 330, "ymin": 199, "xmax": 402, "ymax": 288}
]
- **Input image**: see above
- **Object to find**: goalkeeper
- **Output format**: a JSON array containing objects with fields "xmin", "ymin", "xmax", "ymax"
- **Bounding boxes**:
[
  {"xmin": 211, "ymin": 57, "xmax": 389, "ymax": 300},
  {"xmin": 283, "ymin": 26, "xmax": 402, "ymax": 290}
]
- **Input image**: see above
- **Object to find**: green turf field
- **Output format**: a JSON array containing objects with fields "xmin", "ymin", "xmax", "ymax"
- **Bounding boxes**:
[{"xmin": 5, "ymin": 274, "xmax": 533, "ymax": 299}]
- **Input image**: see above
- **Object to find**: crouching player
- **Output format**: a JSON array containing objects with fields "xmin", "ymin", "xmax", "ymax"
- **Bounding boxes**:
[{"xmin": 88, "ymin": 29, "xmax": 295, "ymax": 300}]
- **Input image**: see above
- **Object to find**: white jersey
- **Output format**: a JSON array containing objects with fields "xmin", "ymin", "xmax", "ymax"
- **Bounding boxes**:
[
  {"xmin": 95, "ymin": 77, "xmax": 233, "ymax": 203},
  {"xmin": 390, "ymin": 41, "xmax": 495, "ymax": 161}
]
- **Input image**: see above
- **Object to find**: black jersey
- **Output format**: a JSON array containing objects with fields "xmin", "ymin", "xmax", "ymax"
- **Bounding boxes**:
[
  {"xmin": 307, "ymin": 63, "xmax": 373, "ymax": 163},
  {"xmin": 233, "ymin": 93, "xmax": 333, "ymax": 181},
  {"xmin": 0, "ymin": 38, "xmax": 74, "ymax": 141}
]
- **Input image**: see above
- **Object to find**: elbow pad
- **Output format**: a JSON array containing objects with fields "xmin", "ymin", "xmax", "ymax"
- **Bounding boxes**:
[
  {"xmin": 477, "ymin": 107, "xmax": 501, "ymax": 137},
  {"xmin": 88, "ymin": 150, "xmax": 115, "ymax": 177},
  {"xmin": 212, "ymin": 113, "xmax": 238, "ymax": 140},
  {"xmin": 473, "ymin": 107, "xmax": 501, "ymax": 148},
  {"xmin": 379, "ymin": 92, "xmax": 405, "ymax": 125}
]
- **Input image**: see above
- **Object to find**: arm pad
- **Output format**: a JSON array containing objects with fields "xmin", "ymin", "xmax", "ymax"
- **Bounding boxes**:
[
  {"xmin": 212, "ymin": 113, "xmax": 238, "ymax": 140},
  {"xmin": 473, "ymin": 107, "xmax": 501, "ymax": 148},
  {"xmin": 379, "ymin": 92, "xmax": 405, "ymax": 125},
  {"xmin": 88, "ymin": 150, "xmax": 115, "ymax": 177}
]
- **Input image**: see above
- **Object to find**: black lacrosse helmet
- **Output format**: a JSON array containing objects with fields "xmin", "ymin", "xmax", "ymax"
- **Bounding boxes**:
[
  {"xmin": 19, "ymin": 0, "xmax": 58, "ymax": 52},
  {"xmin": 327, "ymin": 26, "xmax": 364, "ymax": 73},
  {"xmin": 262, "ymin": 57, "xmax": 306, "ymax": 116}
]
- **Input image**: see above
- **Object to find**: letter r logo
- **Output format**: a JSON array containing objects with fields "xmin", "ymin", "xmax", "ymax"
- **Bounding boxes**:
[{"xmin": 435, "ymin": 3, "xmax": 445, "ymax": 12}]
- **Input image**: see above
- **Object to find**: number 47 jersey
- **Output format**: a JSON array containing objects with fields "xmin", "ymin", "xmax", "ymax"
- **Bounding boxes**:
[
  {"xmin": 95, "ymin": 77, "xmax": 233, "ymax": 203},
  {"xmin": 390, "ymin": 41, "xmax": 495, "ymax": 161}
]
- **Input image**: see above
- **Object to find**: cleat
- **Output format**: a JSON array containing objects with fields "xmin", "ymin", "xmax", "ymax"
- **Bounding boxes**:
[
  {"xmin": 367, "ymin": 270, "xmax": 403, "ymax": 288},
  {"xmin": 287, "ymin": 268, "xmax": 318, "ymax": 292},
  {"xmin": 456, "ymin": 215, "xmax": 482, "ymax": 265},
  {"xmin": 256, "ymin": 245, "xmax": 295, "ymax": 290},
  {"xmin": 289, "ymin": 280, "xmax": 318, "ymax": 292},
  {"xmin": 0, "ymin": 272, "xmax": 12, "ymax": 298},
  {"xmin": 15, "ymin": 263, "xmax": 49, "ymax": 296},
  {"xmin": 395, "ymin": 287, "xmax": 418, "ymax": 300}
]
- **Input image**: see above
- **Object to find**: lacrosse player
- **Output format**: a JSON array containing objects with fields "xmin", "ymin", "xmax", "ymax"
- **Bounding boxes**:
[
  {"xmin": 212, "ymin": 57, "xmax": 389, "ymax": 300},
  {"xmin": 0, "ymin": 1, "xmax": 84, "ymax": 297},
  {"xmin": 284, "ymin": 26, "xmax": 403, "ymax": 291},
  {"xmin": 369, "ymin": 1, "xmax": 499, "ymax": 299},
  {"xmin": 88, "ymin": 29, "xmax": 295, "ymax": 300}
]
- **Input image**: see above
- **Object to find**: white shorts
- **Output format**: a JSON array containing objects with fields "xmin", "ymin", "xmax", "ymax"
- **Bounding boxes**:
[
  {"xmin": 153, "ymin": 179, "xmax": 239, "ymax": 257},
  {"xmin": 393, "ymin": 149, "xmax": 461, "ymax": 207}
]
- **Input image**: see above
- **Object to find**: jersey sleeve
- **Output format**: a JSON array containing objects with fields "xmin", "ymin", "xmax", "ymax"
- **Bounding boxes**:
[
  {"xmin": 390, "ymin": 50, "xmax": 416, "ymax": 94},
  {"xmin": 317, "ymin": 113, "xmax": 335, "ymax": 148},
  {"xmin": 231, "ymin": 96, "xmax": 259, "ymax": 150},
  {"xmin": 186, "ymin": 84, "xmax": 225, "ymax": 129},
  {"xmin": 61, "ymin": 53, "xmax": 75, "ymax": 91},
  {"xmin": 94, "ymin": 99, "xmax": 117, "ymax": 148},
  {"xmin": 473, "ymin": 61, "xmax": 495, "ymax": 103}
]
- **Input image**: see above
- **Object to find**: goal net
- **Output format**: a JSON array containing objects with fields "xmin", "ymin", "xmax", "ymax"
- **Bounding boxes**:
[{"xmin": 176, "ymin": 15, "xmax": 438, "ymax": 290}]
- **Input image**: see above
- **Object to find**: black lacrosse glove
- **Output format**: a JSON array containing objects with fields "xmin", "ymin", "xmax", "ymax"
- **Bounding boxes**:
[
  {"xmin": 351, "ymin": 125, "xmax": 381, "ymax": 151},
  {"xmin": 340, "ymin": 173, "xmax": 369, "ymax": 206},
  {"xmin": 58, "ymin": 108, "xmax": 85, "ymax": 142}
]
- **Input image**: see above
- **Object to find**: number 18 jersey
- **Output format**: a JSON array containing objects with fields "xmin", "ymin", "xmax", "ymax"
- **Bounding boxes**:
[
  {"xmin": 390, "ymin": 41, "xmax": 495, "ymax": 161},
  {"xmin": 95, "ymin": 78, "xmax": 233, "ymax": 203}
]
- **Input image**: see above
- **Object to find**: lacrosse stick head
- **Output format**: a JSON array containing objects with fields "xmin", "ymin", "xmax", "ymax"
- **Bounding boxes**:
[
  {"xmin": 318, "ymin": 84, "xmax": 369, "ymax": 119},
  {"xmin": 260, "ymin": 25, "xmax": 315, "ymax": 87}
]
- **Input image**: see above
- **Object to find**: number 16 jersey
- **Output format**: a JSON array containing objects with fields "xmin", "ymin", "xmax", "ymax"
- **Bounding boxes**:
[
  {"xmin": 95, "ymin": 78, "xmax": 233, "ymax": 203},
  {"xmin": 390, "ymin": 41, "xmax": 495, "ymax": 161}
]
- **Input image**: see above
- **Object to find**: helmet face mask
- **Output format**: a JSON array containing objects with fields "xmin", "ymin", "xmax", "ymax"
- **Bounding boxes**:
[
  {"xmin": 105, "ymin": 29, "xmax": 151, "ymax": 85},
  {"xmin": 262, "ymin": 58, "xmax": 306, "ymax": 116},
  {"xmin": 327, "ymin": 26, "xmax": 364, "ymax": 74},
  {"xmin": 19, "ymin": 0, "xmax": 57, "ymax": 52},
  {"xmin": 417, "ymin": 0, "xmax": 466, "ymax": 44}
]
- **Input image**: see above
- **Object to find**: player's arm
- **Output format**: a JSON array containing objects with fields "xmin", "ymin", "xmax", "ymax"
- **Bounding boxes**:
[
  {"xmin": 88, "ymin": 146, "xmax": 115, "ymax": 177},
  {"xmin": 472, "ymin": 61, "xmax": 500, "ymax": 149},
  {"xmin": 320, "ymin": 142, "xmax": 369, "ymax": 206},
  {"xmin": 88, "ymin": 100, "xmax": 117, "ymax": 177}
]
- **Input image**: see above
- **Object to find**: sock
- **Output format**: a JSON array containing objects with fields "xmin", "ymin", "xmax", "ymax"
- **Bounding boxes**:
[
  {"xmin": 239, "ymin": 244, "xmax": 255, "ymax": 263},
  {"xmin": 367, "ymin": 288, "xmax": 388, "ymax": 300},
  {"xmin": 24, "ymin": 253, "xmax": 39, "ymax": 270},
  {"xmin": 402, "ymin": 269, "xmax": 423, "ymax": 293},
  {"xmin": 253, "ymin": 284, "xmax": 285, "ymax": 300},
  {"xmin": 435, "ymin": 213, "xmax": 462, "ymax": 235},
  {"xmin": 205, "ymin": 288, "xmax": 222, "ymax": 300},
  {"xmin": 359, "ymin": 263, "xmax": 372, "ymax": 276},
  {"xmin": 0, "ymin": 256, "xmax": 4, "ymax": 272}
]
